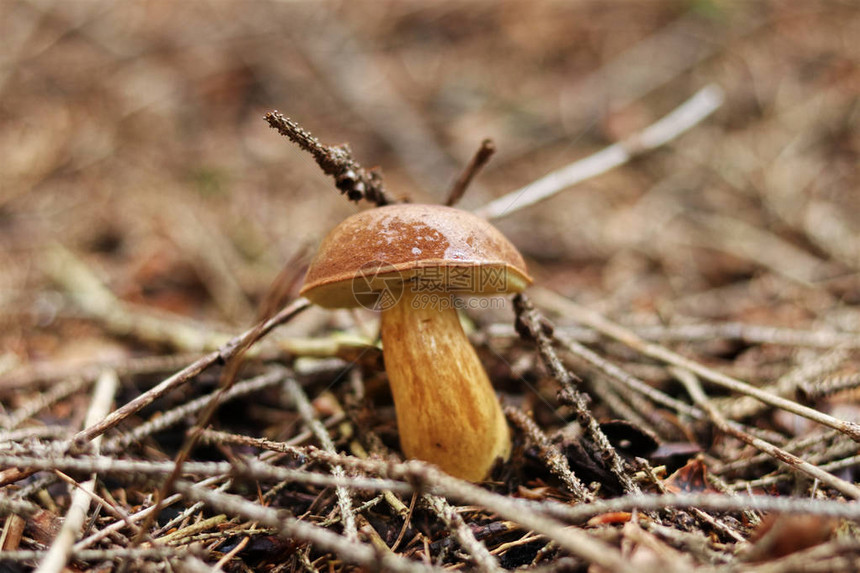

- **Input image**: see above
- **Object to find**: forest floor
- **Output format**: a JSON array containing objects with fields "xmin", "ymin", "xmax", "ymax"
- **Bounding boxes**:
[{"xmin": 2, "ymin": 1, "xmax": 860, "ymax": 571}]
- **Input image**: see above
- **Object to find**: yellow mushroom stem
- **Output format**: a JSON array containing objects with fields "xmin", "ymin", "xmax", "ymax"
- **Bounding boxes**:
[{"xmin": 380, "ymin": 286, "xmax": 511, "ymax": 481}]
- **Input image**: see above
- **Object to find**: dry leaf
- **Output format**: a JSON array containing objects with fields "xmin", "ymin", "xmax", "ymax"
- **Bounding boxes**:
[
  {"xmin": 743, "ymin": 513, "xmax": 839, "ymax": 562},
  {"xmin": 663, "ymin": 457, "xmax": 719, "ymax": 494}
]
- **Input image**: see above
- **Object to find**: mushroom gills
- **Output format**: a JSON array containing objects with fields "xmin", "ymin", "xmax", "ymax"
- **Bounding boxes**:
[{"xmin": 380, "ymin": 288, "xmax": 511, "ymax": 481}]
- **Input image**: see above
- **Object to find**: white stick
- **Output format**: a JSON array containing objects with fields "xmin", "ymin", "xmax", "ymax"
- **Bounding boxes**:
[
  {"xmin": 473, "ymin": 84, "xmax": 724, "ymax": 220},
  {"xmin": 35, "ymin": 370, "xmax": 118, "ymax": 573}
]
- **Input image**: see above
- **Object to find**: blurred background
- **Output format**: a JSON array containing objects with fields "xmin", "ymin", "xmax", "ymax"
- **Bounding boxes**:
[{"xmin": 1, "ymin": 0, "xmax": 859, "ymax": 359}]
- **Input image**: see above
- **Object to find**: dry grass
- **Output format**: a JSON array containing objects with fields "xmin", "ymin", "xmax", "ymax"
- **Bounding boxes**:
[{"xmin": 2, "ymin": 1, "xmax": 860, "ymax": 571}]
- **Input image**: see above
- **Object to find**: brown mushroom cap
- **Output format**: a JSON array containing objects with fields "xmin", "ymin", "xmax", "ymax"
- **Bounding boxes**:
[{"xmin": 301, "ymin": 204, "xmax": 532, "ymax": 308}]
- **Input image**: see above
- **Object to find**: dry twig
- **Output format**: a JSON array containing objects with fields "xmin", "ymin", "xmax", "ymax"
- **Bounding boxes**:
[
  {"xmin": 504, "ymin": 405, "xmax": 593, "ymax": 502},
  {"xmin": 70, "ymin": 297, "xmax": 310, "ymax": 447},
  {"xmin": 101, "ymin": 367, "xmax": 289, "ymax": 452},
  {"xmin": 474, "ymin": 85, "xmax": 724, "ymax": 220},
  {"xmin": 673, "ymin": 367, "xmax": 860, "ymax": 500},
  {"xmin": 0, "ymin": 453, "xmax": 412, "ymax": 495},
  {"xmin": 35, "ymin": 369, "xmax": 118, "ymax": 573},
  {"xmin": 514, "ymin": 294, "xmax": 639, "ymax": 494},
  {"xmin": 532, "ymin": 287, "xmax": 860, "ymax": 443},
  {"xmin": 445, "ymin": 139, "xmax": 496, "ymax": 207},
  {"xmin": 423, "ymin": 494, "xmax": 502, "ymax": 572},
  {"xmin": 174, "ymin": 480, "xmax": 439, "ymax": 573},
  {"xmin": 283, "ymin": 377, "xmax": 358, "ymax": 542},
  {"xmin": 265, "ymin": 111, "xmax": 392, "ymax": 206}
]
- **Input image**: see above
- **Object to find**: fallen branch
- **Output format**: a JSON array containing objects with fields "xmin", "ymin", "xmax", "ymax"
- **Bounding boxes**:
[
  {"xmin": 423, "ymin": 494, "xmax": 501, "ymax": 572},
  {"xmin": 265, "ymin": 111, "xmax": 392, "ymax": 206},
  {"xmin": 174, "ymin": 480, "xmax": 438, "ymax": 573},
  {"xmin": 513, "ymin": 294, "xmax": 640, "ymax": 495},
  {"xmin": 445, "ymin": 139, "xmax": 496, "ymax": 207},
  {"xmin": 673, "ymin": 367, "xmax": 860, "ymax": 500},
  {"xmin": 531, "ymin": 287, "xmax": 860, "ymax": 443},
  {"xmin": 70, "ymin": 297, "xmax": 310, "ymax": 448},
  {"xmin": 36, "ymin": 369, "xmax": 118, "ymax": 573},
  {"xmin": 0, "ymin": 454, "xmax": 410, "ymax": 494},
  {"xmin": 283, "ymin": 378, "xmax": 358, "ymax": 542},
  {"xmin": 473, "ymin": 85, "xmax": 724, "ymax": 220}
]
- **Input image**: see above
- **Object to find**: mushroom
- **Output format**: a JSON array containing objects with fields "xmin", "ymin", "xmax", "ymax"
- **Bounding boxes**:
[{"xmin": 301, "ymin": 204, "xmax": 531, "ymax": 481}]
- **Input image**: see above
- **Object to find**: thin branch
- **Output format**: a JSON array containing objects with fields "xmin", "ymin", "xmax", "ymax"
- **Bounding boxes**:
[
  {"xmin": 445, "ymin": 139, "xmax": 496, "ymax": 207},
  {"xmin": 174, "ymin": 480, "xmax": 439, "ymax": 573},
  {"xmin": 673, "ymin": 367, "xmax": 860, "ymax": 500},
  {"xmin": 35, "ymin": 369, "xmax": 118, "ymax": 573},
  {"xmin": 713, "ymin": 430, "xmax": 843, "ymax": 476},
  {"xmin": 1, "ymin": 547, "xmax": 186, "ymax": 563},
  {"xmin": 283, "ymin": 377, "xmax": 358, "ymax": 542},
  {"xmin": 423, "ymin": 494, "xmax": 502, "ymax": 573},
  {"xmin": 473, "ymin": 84, "xmax": 724, "ymax": 220},
  {"xmin": 544, "ymin": 492, "xmax": 860, "ymax": 525},
  {"xmin": 716, "ymin": 348, "xmax": 848, "ymax": 420},
  {"xmin": 199, "ymin": 416, "xmax": 348, "ymax": 452},
  {"xmin": 265, "ymin": 111, "xmax": 392, "ymax": 206},
  {"xmin": 487, "ymin": 321, "xmax": 860, "ymax": 350},
  {"xmin": 531, "ymin": 287, "xmax": 860, "ymax": 443},
  {"xmin": 102, "ymin": 367, "xmax": 288, "ymax": 452},
  {"xmin": 504, "ymin": 406, "xmax": 593, "ymax": 502},
  {"xmin": 0, "ymin": 454, "xmax": 411, "ymax": 495},
  {"xmin": 639, "ymin": 322, "xmax": 860, "ymax": 349},
  {"xmin": 70, "ymin": 297, "xmax": 310, "ymax": 448},
  {"xmin": 513, "ymin": 294, "xmax": 640, "ymax": 494},
  {"xmin": 727, "ymin": 454, "xmax": 860, "ymax": 492}
]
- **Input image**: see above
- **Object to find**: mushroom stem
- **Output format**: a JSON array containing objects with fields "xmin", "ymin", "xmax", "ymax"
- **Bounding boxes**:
[{"xmin": 380, "ymin": 287, "xmax": 510, "ymax": 481}]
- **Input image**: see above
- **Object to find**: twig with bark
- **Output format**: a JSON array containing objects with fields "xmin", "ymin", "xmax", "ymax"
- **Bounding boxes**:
[
  {"xmin": 504, "ymin": 405, "xmax": 594, "ymax": 502},
  {"xmin": 283, "ymin": 377, "xmax": 358, "ymax": 542},
  {"xmin": 265, "ymin": 111, "xmax": 392, "ymax": 206},
  {"xmin": 673, "ymin": 367, "xmax": 860, "ymax": 499},
  {"xmin": 531, "ymin": 287, "xmax": 860, "ymax": 442},
  {"xmin": 70, "ymin": 297, "xmax": 310, "ymax": 447},
  {"xmin": 473, "ymin": 85, "xmax": 724, "ymax": 220},
  {"xmin": 35, "ymin": 370, "xmax": 118, "ymax": 573},
  {"xmin": 513, "ymin": 294, "xmax": 640, "ymax": 495},
  {"xmin": 445, "ymin": 139, "xmax": 496, "ymax": 207}
]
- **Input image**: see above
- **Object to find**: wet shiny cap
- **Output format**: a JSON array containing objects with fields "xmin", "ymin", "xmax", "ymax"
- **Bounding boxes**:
[{"xmin": 301, "ymin": 204, "xmax": 532, "ymax": 308}]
